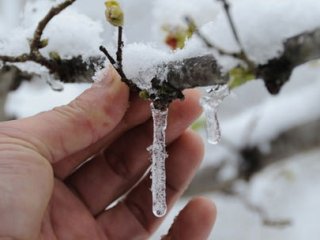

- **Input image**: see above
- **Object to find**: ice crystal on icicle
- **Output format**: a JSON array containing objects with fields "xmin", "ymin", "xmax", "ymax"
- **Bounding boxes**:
[
  {"xmin": 148, "ymin": 103, "xmax": 168, "ymax": 217},
  {"xmin": 200, "ymin": 85, "xmax": 229, "ymax": 144}
]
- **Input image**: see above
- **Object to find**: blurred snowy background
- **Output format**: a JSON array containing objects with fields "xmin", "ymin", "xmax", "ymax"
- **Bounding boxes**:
[{"xmin": 1, "ymin": 0, "xmax": 320, "ymax": 239}]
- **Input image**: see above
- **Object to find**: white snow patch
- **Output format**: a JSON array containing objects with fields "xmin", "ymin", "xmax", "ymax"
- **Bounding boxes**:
[{"xmin": 5, "ymin": 77, "xmax": 90, "ymax": 118}]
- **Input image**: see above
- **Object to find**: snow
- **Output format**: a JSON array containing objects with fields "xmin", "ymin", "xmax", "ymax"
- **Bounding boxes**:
[
  {"xmin": 23, "ymin": 1, "xmax": 104, "ymax": 59},
  {"xmin": 5, "ymin": 77, "xmax": 90, "ymax": 117},
  {"xmin": 199, "ymin": 0, "xmax": 320, "ymax": 64},
  {"xmin": 220, "ymin": 62, "xmax": 320, "ymax": 149},
  {"xmin": 122, "ymin": 43, "xmax": 168, "ymax": 89},
  {"xmin": 122, "ymin": 42, "xmax": 210, "ymax": 90},
  {"xmin": 0, "ymin": 0, "xmax": 25, "ymax": 31},
  {"xmin": 1, "ymin": 0, "xmax": 320, "ymax": 239}
]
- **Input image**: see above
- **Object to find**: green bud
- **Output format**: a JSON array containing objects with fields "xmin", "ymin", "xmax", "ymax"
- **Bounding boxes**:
[
  {"xmin": 139, "ymin": 90, "xmax": 150, "ymax": 100},
  {"xmin": 228, "ymin": 66, "xmax": 255, "ymax": 89},
  {"xmin": 49, "ymin": 51, "xmax": 61, "ymax": 62},
  {"xmin": 105, "ymin": 0, "xmax": 124, "ymax": 27},
  {"xmin": 39, "ymin": 38, "xmax": 49, "ymax": 49}
]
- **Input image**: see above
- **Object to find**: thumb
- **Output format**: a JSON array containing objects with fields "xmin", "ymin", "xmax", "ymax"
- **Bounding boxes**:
[{"xmin": 4, "ymin": 68, "xmax": 129, "ymax": 163}]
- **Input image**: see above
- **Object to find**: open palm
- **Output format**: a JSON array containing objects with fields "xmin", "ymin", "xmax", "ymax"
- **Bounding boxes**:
[{"xmin": 0, "ymin": 70, "xmax": 216, "ymax": 240}]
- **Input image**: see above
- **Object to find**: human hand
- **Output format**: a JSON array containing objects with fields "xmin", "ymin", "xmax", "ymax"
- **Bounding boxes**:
[{"xmin": 0, "ymin": 69, "xmax": 216, "ymax": 240}]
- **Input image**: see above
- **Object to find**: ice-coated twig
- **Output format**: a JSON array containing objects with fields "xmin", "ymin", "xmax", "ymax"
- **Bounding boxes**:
[
  {"xmin": 200, "ymin": 85, "xmax": 229, "ymax": 144},
  {"xmin": 149, "ymin": 103, "xmax": 169, "ymax": 217}
]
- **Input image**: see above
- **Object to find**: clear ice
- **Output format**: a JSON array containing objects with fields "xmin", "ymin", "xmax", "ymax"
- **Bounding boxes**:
[
  {"xmin": 200, "ymin": 85, "xmax": 229, "ymax": 144},
  {"xmin": 149, "ymin": 103, "xmax": 168, "ymax": 217}
]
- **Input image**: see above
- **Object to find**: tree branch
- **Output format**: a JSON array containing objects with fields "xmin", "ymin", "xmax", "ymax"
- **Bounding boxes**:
[
  {"xmin": 0, "ymin": 54, "xmax": 30, "ymax": 63},
  {"xmin": 1, "ymin": 0, "xmax": 320, "ymax": 99},
  {"xmin": 3, "ymin": 27, "xmax": 320, "ymax": 101},
  {"xmin": 0, "ymin": 0, "xmax": 77, "ymax": 81},
  {"xmin": 29, "ymin": 0, "xmax": 76, "ymax": 55},
  {"xmin": 257, "ymin": 27, "xmax": 320, "ymax": 94},
  {"xmin": 151, "ymin": 54, "xmax": 228, "ymax": 109}
]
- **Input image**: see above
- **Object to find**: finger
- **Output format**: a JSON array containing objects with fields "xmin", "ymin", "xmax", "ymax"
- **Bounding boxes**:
[
  {"xmin": 66, "ymin": 91, "xmax": 202, "ymax": 215},
  {"xmin": 53, "ymin": 93, "xmax": 151, "ymax": 179},
  {"xmin": 0, "ymin": 68, "xmax": 129, "ymax": 163},
  {"xmin": 162, "ymin": 197, "xmax": 216, "ymax": 240},
  {"xmin": 54, "ymin": 89, "xmax": 199, "ymax": 179},
  {"xmin": 96, "ymin": 130, "xmax": 204, "ymax": 239}
]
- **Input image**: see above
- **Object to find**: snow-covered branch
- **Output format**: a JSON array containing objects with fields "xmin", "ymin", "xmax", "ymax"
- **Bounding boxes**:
[
  {"xmin": 29, "ymin": 0, "xmax": 76, "ymax": 54},
  {"xmin": 1, "ymin": 0, "xmax": 320, "ymax": 101},
  {"xmin": 257, "ymin": 27, "xmax": 320, "ymax": 94},
  {"xmin": 3, "ymin": 26, "xmax": 320, "ymax": 99},
  {"xmin": 0, "ymin": 0, "xmax": 78, "ymax": 82}
]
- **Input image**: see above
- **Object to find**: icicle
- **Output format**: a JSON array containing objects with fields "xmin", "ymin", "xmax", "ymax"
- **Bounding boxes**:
[
  {"xmin": 148, "ymin": 103, "xmax": 168, "ymax": 217},
  {"xmin": 44, "ymin": 73, "xmax": 64, "ymax": 91},
  {"xmin": 200, "ymin": 85, "xmax": 229, "ymax": 144}
]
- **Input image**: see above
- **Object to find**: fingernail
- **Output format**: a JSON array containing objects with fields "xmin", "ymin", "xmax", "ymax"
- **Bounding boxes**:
[{"xmin": 93, "ymin": 65, "xmax": 121, "ymax": 88}]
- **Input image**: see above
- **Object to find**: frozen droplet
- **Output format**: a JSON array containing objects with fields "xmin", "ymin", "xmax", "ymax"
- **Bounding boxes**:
[
  {"xmin": 148, "ymin": 103, "xmax": 168, "ymax": 218},
  {"xmin": 44, "ymin": 73, "xmax": 64, "ymax": 91},
  {"xmin": 200, "ymin": 85, "xmax": 229, "ymax": 144}
]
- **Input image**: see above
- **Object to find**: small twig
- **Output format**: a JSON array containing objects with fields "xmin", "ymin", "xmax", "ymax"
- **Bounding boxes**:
[
  {"xmin": 99, "ymin": 45, "xmax": 139, "ymax": 91},
  {"xmin": 99, "ymin": 46, "xmax": 126, "ymax": 79},
  {"xmin": 0, "ymin": 54, "xmax": 30, "ymax": 63},
  {"xmin": 99, "ymin": 46, "xmax": 116, "ymax": 65},
  {"xmin": 185, "ymin": 16, "xmax": 232, "ymax": 56},
  {"xmin": 100, "ymin": 22, "xmax": 141, "ymax": 92},
  {"xmin": 116, "ymin": 26, "xmax": 124, "ymax": 69},
  {"xmin": 218, "ymin": 0, "xmax": 242, "ymax": 48},
  {"xmin": 30, "ymin": 0, "xmax": 76, "ymax": 55},
  {"xmin": 185, "ymin": 16, "xmax": 214, "ymax": 48},
  {"xmin": 185, "ymin": 16, "xmax": 254, "ymax": 69},
  {"xmin": 217, "ymin": 0, "xmax": 255, "ymax": 70}
]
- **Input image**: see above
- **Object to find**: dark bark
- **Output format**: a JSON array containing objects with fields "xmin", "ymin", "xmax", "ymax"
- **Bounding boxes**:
[
  {"xmin": 149, "ymin": 54, "xmax": 227, "ymax": 109},
  {"xmin": 257, "ymin": 27, "xmax": 320, "ymax": 94}
]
